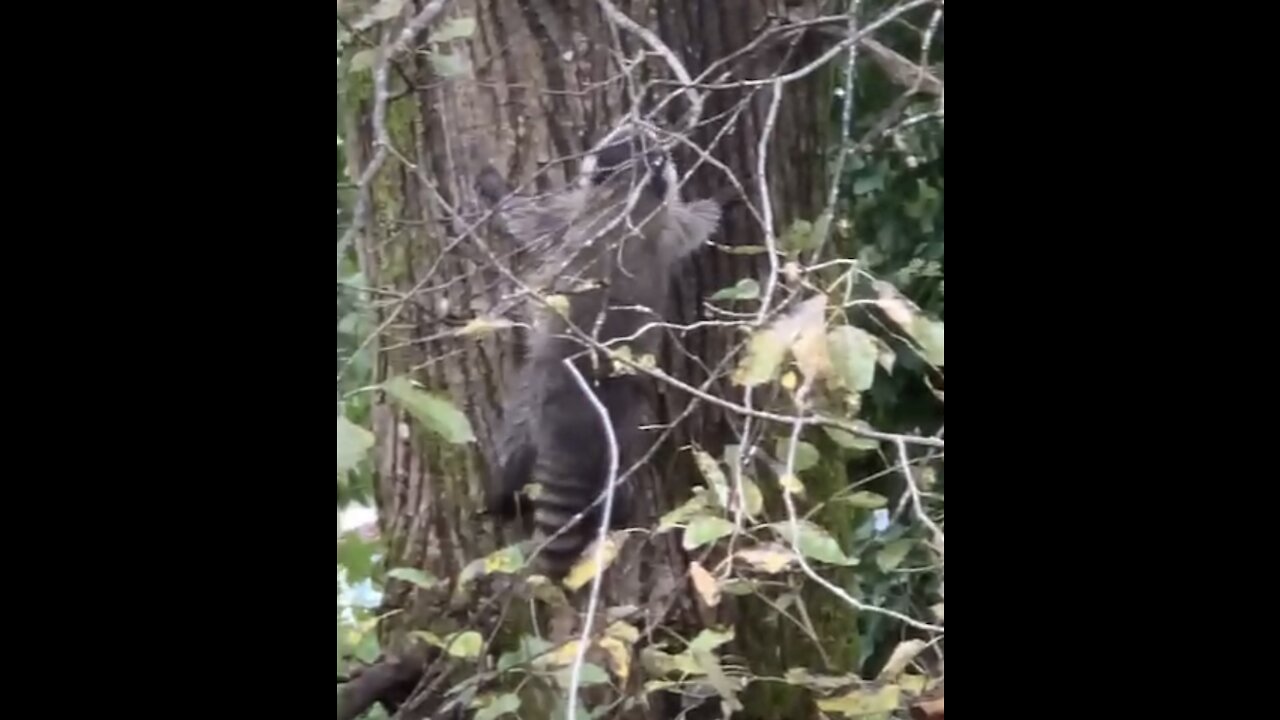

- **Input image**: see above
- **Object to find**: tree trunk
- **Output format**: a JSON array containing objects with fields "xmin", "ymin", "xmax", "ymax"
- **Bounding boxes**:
[{"xmin": 338, "ymin": 1, "xmax": 835, "ymax": 717}]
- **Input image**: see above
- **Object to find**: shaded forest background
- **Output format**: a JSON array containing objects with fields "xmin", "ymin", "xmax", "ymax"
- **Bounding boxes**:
[{"xmin": 336, "ymin": 0, "xmax": 943, "ymax": 718}]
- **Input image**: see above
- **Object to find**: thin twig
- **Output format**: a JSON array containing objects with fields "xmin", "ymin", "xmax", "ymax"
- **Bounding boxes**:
[{"xmin": 560, "ymin": 358, "xmax": 621, "ymax": 720}]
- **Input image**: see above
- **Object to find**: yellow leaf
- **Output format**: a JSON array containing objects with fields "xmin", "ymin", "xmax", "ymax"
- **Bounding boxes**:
[
  {"xmin": 411, "ymin": 630, "xmax": 444, "ymax": 648},
  {"xmin": 689, "ymin": 561, "xmax": 721, "ymax": 607},
  {"xmin": 562, "ymin": 535, "xmax": 619, "ymax": 591},
  {"xmin": 544, "ymin": 294, "xmax": 570, "ymax": 317},
  {"xmin": 605, "ymin": 621, "xmax": 640, "ymax": 644},
  {"xmin": 598, "ymin": 636, "xmax": 631, "ymax": 684},
  {"xmin": 736, "ymin": 545, "xmax": 795, "ymax": 574},
  {"xmin": 791, "ymin": 318, "xmax": 832, "ymax": 382},
  {"xmin": 780, "ymin": 370, "xmax": 798, "ymax": 390},
  {"xmin": 815, "ymin": 684, "xmax": 901, "ymax": 716},
  {"xmin": 876, "ymin": 639, "xmax": 927, "ymax": 680},
  {"xmin": 458, "ymin": 317, "xmax": 514, "ymax": 336},
  {"xmin": 899, "ymin": 673, "xmax": 927, "ymax": 694},
  {"xmin": 778, "ymin": 473, "xmax": 805, "ymax": 496},
  {"xmin": 483, "ymin": 544, "xmax": 525, "ymax": 574},
  {"xmin": 544, "ymin": 640, "xmax": 582, "ymax": 668}
]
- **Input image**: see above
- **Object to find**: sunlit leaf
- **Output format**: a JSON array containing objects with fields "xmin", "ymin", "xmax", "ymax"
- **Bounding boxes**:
[
  {"xmin": 598, "ymin": 636, "xmax": 631, "ymax": 683},
  {"xmin": 459, "ymin": 317, "xmax": 514, "ymax": 336},
  {"xmin": 432, "ymin": 16, "xmax": 477, "ymax": 43},
  {"xmin": 484, "ymin": 544, "xmax": 525, "ymax": 574},
  {"xmin": 791, "ymin": 314, "xmax": 832, "ymax": 382},
  {"xmin": 733, "ymin": 327, "xmax": 787, "ymax": 386},
  {"xmin": 772, "ymin": 520, "xmax": 858, "ymax": 566},
  {"xmin": 337, "ymin": 416, "xmax": 374, "ymax": 474},
  {"xmin": 544, "ymin": 294, "xmax": 570, "ymax": 316},
  {"xmin": 827, "ymin": 325, "xmax": 879, "ymax": 391},
  {"xmin": 736, "ymin": 544, "xmax": 795, "ymax": 574},
  {"xmin": 783, "ymin": 667, "xmax": 862, "ymax": 692},
  {"xmin": 710, "ymin": 278, "xmax": 760, "ymax": 301},
  {"xmin": 843, "ymin": 491, "xmax": 889, "ymax": 509},
  {"xmin": 446, "ymin": 630, "xmax": 484, "ymax": 659},
  {"xmin": 689, "ymin": 561, "xmax": 721, "ymax": 607},
  {"xmin": 682, "ymin": 516, "xmax": 736, "ymax": 551},
  {"xmin": 605, "ymin": 621, "xmax": 640, "ymax": 644},
  {"xmin": 562, "ymin": 535, "xmax": 619, "ymax": 591},
  {"xmin": 693, "ymin": 450, "xmax": 730, "ymax": 507},
  {"xmin": 412, "ymin": 630, "xmax": 444, "ymax": 648},
  {"xmin": 815, "ymin": 684, "xmax": 901, "ymax": 715},
  {"xmin": 387, "ymin": 567, "xmax": 439, "ymax": 589},
  {"xmin": 640, "ymin": 647, "xmax": 680, "ymax": 676},
  {"xmin": 930, "ymin": 602, "xmax": 944, "ymax": 622},
  {"xmin": 910, "ymin": 317, "xmax": 944, "ymax": 366},
  {"xmin": 473, "ymin": 692, "xmax": 521, "ymax": 720},
  {"xmin": 876, "ymin": 538, "xmax": 914, "ymax": 572},
  {"xmin": 382, "ymin": 376, "xmax": 475, "ymax": 444},
  {"xmin": 876, "ymin": 639, "xmax": 927, "ymax": 680},
  {"xmin": 778, "ymin": 473, "xmax": 805, "ymax": 496}
]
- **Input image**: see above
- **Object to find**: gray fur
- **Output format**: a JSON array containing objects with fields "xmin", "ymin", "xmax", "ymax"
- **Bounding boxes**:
[{"xmin": 489, "ymin": 124, "xmax": 722, "ymax": 578}]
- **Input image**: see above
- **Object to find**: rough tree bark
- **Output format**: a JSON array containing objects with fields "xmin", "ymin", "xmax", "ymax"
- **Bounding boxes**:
[{"xmin": 338, "ymin": 0, "xmax": 838, "ymax": 717}]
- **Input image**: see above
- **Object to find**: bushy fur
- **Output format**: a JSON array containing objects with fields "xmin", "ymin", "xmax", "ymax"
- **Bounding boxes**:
[{"xmin": 487, "ymin": 125, "xmax": 721, "ymax": 578}]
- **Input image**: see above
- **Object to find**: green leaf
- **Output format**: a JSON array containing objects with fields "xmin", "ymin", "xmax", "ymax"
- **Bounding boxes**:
[
  {"xmin": 349, "ymin": 49, "xmax": 377, "ymax": 74},
  {"xmin": 775, "ymin": 439, "xmax": 819, "ymax": 472},
  {"xmin": 337, "ymin": 415, "xmax": 374, "ymax": 474},
  {"xmin": 910, "ymin": 317, "xmax": 944, "ymax": 366},
  {"xmin": 733, "ymin": 328, "xmax": 787, "ymax": 386},
  {"xmin": 657, "ymin": 491, "xmax": 710, "ymax": 532},
  {"xmin": 781, "ymin": 219, "xmax": 818, "ymax": 254},
  {"xmin": 554, "ymin": 662, "xmax": 610, "ymax": 687},
  {"xmin": 387, "ymin": 567, "xmax": 439, "ymax": 589},
  {"xmin": 772, "ymin": 520, "xmax": 858, "ymax": 566},
  {"xmin": 693, "ymin": 450, "xmax": 730, "ymax": 507},
  {"xmin": 381, "ymin": 376, "xmax": 475, "ymax": 444},
  {"xmin": 876, "ymin": 539, "xmax": 914, "ymax": 572},
  {"xmin": 430, "ymin": 52, "xmax": 471, "ymax": 78},
  {"xmin": 710, "ymin": 278, "xmax": 760, "ymax": 301},
  {"xmin": 498, "ymin": 635, "xmax": 553, "ymax": 672},
  {"xmin": 355, "ymin": 631, "xmax": 381, "ymax": 663},
  {"xmin": 844, "ymin": 491, "xmax": 888, "ymax": 509},
  {"xmin": 432, "ymin": 17, "xmax": 477, "ymax": 43},
  {"xmin": 474, "ymin": 693, "xmax": 521, "ymax": 720},
  {"xmin": 689, "ymin": 627, "xmax": 735, "ymax": 653},
  {"xmin": 827, "ymin": 325, "xmax": 879, "ymax": 392},
  {"xmin": 338, "ymin": 532, "xmax": 378, "ymax": 581},
  {"xmin": 815, "ymin": 685, "xmax": 901, "ymax": 716},
  {"xmin": 484, "ymin": 544, "xmax": 525, "ymax": 574},
  {"xmin": 682, "ymin": 516, "xmax": 736, "ymax": 551},
  {"xmin": 445, "ymin": 630, "xmax": 484, "ymax": 659}
]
